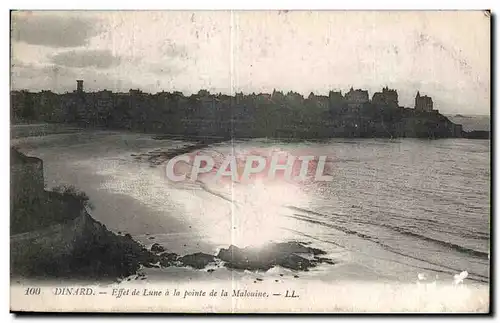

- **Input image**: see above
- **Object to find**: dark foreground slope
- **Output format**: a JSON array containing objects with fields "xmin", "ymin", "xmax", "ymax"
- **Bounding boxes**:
[
  {"xmin": 10, "ymin": 195, "xmax": 336, "ymax": 280},
  {"xmin": 11, "ymin": 208, "xmax": 158, "ymax": 280},
  {"xmin": 10, "ymin": 148, "xmax": 158, "ymax": 280}
]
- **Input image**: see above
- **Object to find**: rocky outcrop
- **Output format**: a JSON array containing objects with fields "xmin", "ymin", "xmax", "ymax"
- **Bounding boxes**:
[
  {"xmin": 178, "ymin": 253, "xmax": 216, "ymax": 269},
  {"xmin": 11, "ymin": 211, "xmax": 337, "ymax": 279},
  {"xmin": 145, "ymin": 241, "xmax": 335, "ymax": 272},
  {"xmin": 11, "ymin": 208, "xmax": 222, "ymax": 279},
  {"xmin": 216, "ymin": 242, "xmax": 333, "ymax": 271},
  {"xmin": 10, "ymin": 147, "xmax": 44, "ymax": 215},
  {"xmin": 150, "ymin": 243, "xmax": 166, "ymax": 253}
]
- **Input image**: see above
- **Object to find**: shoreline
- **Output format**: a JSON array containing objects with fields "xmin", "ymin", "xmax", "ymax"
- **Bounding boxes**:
[{"xmin": 11, "ymin": 120, "xmax": 491, "ymax": 140}]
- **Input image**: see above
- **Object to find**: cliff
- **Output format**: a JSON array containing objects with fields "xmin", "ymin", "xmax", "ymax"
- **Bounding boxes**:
[
  {"xmin": 10, "ymin": 148, "xmax": 158, "ymax": 280},
  {"xmin": 10, "ymin": 148, "xmax": 44, "ymax": 216}
]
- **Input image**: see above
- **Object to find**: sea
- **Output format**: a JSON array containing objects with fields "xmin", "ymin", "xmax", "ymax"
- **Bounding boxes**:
[{"xmin": 11, "ymin": 120, "xmax": 490, "ymax": 286}]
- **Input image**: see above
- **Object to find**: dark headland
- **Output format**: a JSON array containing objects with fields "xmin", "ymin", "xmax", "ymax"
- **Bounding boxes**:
[{"xmin": 11, "ymin": 81, "xmax": 489, "ymax": 139}]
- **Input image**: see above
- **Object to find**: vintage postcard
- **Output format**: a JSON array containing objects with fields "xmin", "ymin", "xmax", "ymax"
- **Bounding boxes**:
[{"xmin": 10, "ymin": 10, "xmax": 490, "ymax": 313}]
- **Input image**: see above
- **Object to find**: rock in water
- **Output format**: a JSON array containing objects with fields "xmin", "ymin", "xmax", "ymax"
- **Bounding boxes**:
[
  {"xmin": 159, "ymin": 253, "xmax": 179, "ymax": 267},
  {"xmin": 178, "ymin": 252, "xmax": 215, "ymax": 269},
  {"xmin": 216, "ymin": 241, "xmax": 329, "ymax": 271}
]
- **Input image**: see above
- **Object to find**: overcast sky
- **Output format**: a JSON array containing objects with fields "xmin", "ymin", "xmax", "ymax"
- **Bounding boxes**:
[{"xmin": 11, "ymin": 11, "xmax": 490, "ymax": 114}]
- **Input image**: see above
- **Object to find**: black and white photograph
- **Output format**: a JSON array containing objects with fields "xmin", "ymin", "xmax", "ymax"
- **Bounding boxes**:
[{"xmin": 9, "ymin": 10, "xmax": 491, "ymax": 313}]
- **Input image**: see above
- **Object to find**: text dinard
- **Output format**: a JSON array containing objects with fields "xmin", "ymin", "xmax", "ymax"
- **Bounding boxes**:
[{"xmin": 51, "ymin": 287, "xmax": 272, "ymax": 298}]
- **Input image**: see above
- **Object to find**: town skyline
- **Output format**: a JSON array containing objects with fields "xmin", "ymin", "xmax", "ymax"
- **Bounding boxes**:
[
  {"xmin": 11, "ymin": 83, "xmax": 487, "ymax": 116},
  {"xmin": 12, "ymin": 78, "xmax": 473, "ymax": 140},
  {"xmin": 11, "ymin": 11, "xmax": 490, "ymax": 115}
]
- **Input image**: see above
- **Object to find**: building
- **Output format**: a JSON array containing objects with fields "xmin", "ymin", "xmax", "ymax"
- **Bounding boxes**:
[
  {"xmin": 345, "ymin": 87, "xmax": 369, "ymax": 104},
  {"xmin": 11, "ymin": 90, "xmax": 31, "ymax": 121},
  {"xmin": 328, "ymin": 91, "xmax": 343, "ymax": 101},
  {"xmin": 129, "ymin": 89, "xmax": 144, "ymax": 96},
  {"xmin": 372, "ymin": 86, "xmax": 399, "ymax": 108},
  {"xmin": 345, "ymin": 87, "xmax": 369, "ymax": 112},
  {"xmin": 415, "ymin": 91, "xmax": 433, "ymax": 112},
  {"xmin": 38, "ymin": 90, "xmax": 60, "ymax": 121},
  {"xmin": 95, "ymin": 90, "xmax": 114, "ymax": 120}
]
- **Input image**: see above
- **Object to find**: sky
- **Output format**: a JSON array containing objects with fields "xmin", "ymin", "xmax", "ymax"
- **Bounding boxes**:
[{"xmin": 10, "ymin": 11, "xmax": 490, "ymax": 114}]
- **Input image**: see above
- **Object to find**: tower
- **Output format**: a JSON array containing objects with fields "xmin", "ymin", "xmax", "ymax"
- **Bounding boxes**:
[
  {"xmin": 76, "ymin": 80, "xmax": 84, "ymax": 93},
  {"xmin": 415, "ymin": 91, "xmax": 433, "ymax": 112}
]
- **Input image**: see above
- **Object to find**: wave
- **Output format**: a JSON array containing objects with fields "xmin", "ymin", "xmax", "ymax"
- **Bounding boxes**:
[
  {"xmin": 287, "ymin": 213, "xmax": 381, "ymax": 244},
  {"xmin": 287, "ymin": 206, "xmax": 489, "ymax": 260},
  {"xmin": 388, "ymin": 227, "xmax": 489, "ymax": 260},
  {"xmin": 291, "ymin": 205, "xmax": 489, "ymax": 258},
  {"xmin": 196, "ymin": 180, "xmax": 235, "ymax": 204},
  {"xmin": 287, "ymin": 212, "xmax": 489, "ymax": 283},
  {"xmin": 287, "ymin": 205, "xmax": 363, "ymax": 221}
]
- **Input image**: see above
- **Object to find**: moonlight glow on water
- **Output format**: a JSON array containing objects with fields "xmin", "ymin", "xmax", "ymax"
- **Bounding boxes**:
[{"xmin": 12, "ymin": 127, "xmax": 490, "ymax": 285}]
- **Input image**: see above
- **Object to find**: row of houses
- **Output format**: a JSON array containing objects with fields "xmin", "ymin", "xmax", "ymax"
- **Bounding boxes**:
[
  {"xmin": 11, "ymin": 80, "xmax": 437, "ymax": 130},
  {"xmin": 332, "ymin": 86, "xmax": 433, "ymax": 113}
]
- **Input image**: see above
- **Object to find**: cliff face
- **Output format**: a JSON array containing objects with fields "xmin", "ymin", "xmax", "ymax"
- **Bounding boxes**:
[
  {"xmin": 397, "ymin": 112, "xmax": 463, "ymax": 138},
  {"xmin": 10, "ymin": 148, "xmax": 157, "ymax": 280},
  {"xmin": 10, "ymin": 148, "xmax": 44, "ymax": 214},
  {"xmin": 264, "ymin": 109, "xmax": 464, "ymax": 139}
]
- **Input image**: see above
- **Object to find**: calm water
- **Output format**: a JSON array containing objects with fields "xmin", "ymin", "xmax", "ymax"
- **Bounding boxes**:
[{"xmin": 12, "ymin": 124, "xmax": 490, "ymax": 284}]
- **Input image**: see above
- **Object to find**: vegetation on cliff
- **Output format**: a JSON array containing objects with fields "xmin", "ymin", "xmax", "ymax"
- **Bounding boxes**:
[{"xmin": 10, "ymin": 149, "xmax": 158, "ymax": 280}]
